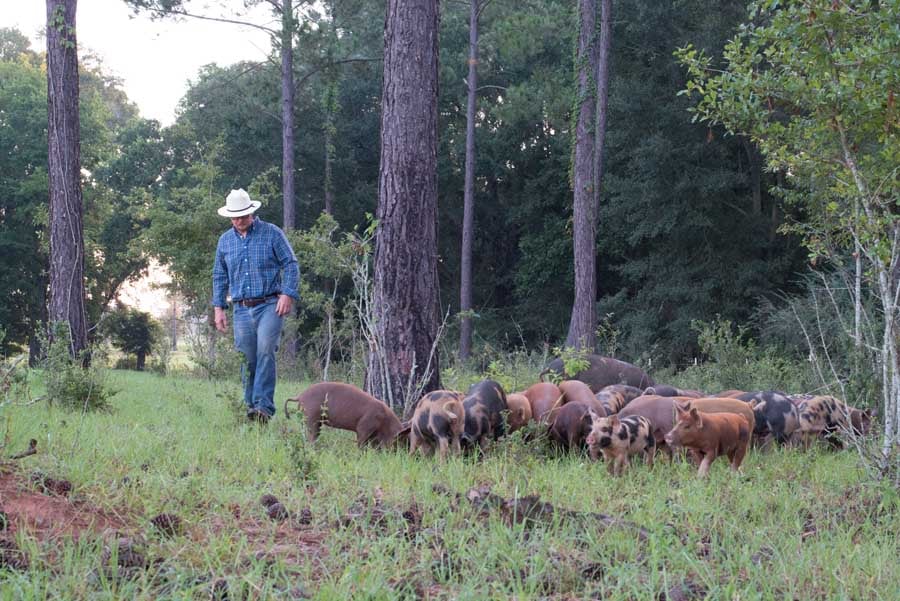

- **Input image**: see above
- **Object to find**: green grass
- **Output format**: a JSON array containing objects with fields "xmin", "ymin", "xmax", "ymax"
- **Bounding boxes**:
[{"xmin": 1, "ymin": 370, "xmax": 898, "ymax": 600}]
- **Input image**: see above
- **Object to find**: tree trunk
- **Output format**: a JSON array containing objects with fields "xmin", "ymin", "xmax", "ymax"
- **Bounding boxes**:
[
  {"xmin": 282, "ymin": 0, "xmax": 296, "ymax": 230},
  {"xmin": 369, "ymin": 0, "xmax": 442, "ymax": 411},
  {"xmin": 170, "ymin": 297, "xmax": 178, "ymax": 350},
  {"xmin": 46, "ymin": 0, "xmax": 88, "ymax": 360},
  {"xmin": 136, "ymin": 350, "xmax": 146, "ymax": 371},
  {"xmin": 458, "ymin": 0, "xmax": 480, "ymax": 362},
  {"xmin": 323, "ymin": 81, "xmax": 337, "ymax": 215},
  {"xmin": 565, "ymin": 0, "xmax": 598, "ymax": 350}
]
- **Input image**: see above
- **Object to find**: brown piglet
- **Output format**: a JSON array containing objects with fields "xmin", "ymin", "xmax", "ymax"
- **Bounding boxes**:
[
  {"xmin": 285, "ymin": 382, "xmax": 405, "ymax": 448},
  {"xmin": 504, "ymin": 393, "xmax": 533, "ymax": 432},
  {"xmin": 664, "ymin": 401, "xmax": 750, "ymax": 477}
]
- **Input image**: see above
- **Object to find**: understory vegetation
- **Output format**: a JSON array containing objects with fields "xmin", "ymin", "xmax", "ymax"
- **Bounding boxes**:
[{"xmin": 0, "ymin": 366, "xmax": 897, "ymax": 600}]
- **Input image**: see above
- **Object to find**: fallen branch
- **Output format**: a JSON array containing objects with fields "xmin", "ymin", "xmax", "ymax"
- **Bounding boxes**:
[{"xmin": 10, "ymin": 439, "xmax": 37, "ymax": 460}]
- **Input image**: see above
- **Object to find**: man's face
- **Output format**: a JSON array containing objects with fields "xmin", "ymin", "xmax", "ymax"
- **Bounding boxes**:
[{"xmin": 231, "ymin": 214, "xmax": 254, "ymax": 235}]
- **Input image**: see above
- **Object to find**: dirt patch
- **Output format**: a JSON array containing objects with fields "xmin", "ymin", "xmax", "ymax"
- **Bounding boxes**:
[{"xmin": 0, "ymin": 464, "xmax": 130, "ymax": 541}]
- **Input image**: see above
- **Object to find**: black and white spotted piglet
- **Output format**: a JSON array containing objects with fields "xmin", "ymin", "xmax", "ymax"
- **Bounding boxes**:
[{"xmin": 585, "ymin": 412, "xmax": 655, "ymax": 476}]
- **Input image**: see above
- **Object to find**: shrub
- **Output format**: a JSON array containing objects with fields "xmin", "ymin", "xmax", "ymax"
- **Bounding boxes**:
[
  {"xmin": 42, "ymin": 322, "xmax": 115, "ymax": 412},
  {"xmin": 103, "ymin": 307, "xmax": 162, "ymax": 371},
  {"xmin": 670, "ymin": 318, "xmax": 814, "ymax": 394}
]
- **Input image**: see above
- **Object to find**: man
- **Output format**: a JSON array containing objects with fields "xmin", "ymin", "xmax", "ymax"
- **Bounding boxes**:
[{"xmin": 212, "ymin": 189, "xmax": 299, "ymax": 423}]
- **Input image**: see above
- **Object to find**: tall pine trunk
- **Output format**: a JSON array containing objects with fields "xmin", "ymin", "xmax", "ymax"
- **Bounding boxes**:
[
  {"xmin": 282, "ymin": 0, "xmax": 296, "ymax": 231},
  {"xmin": 458, "ymin": 0, "xmax": 480, "ymax": 361},
  {"xmin": 565, "ymin": 0, "xmax": 598, "ymax": 350},
  {"xmin": 323, "ymin": 81, "xmax": 337, "ymax": 215},
  {"xmin": 46, "ymin": 0, "xmax": 88, "ymax": 360},
  {"xmin": 369, "ymin": 0, "xmax": 442, "ymax": 412},
  {"xmin": 591, "ymin": 0, "xmax": 612, "ymax": 296}
]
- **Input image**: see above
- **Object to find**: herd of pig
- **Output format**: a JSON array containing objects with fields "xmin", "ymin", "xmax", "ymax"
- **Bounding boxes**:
[{"xmin": 284, "ymin": 354, "xmax": 873, "ymax": 477}]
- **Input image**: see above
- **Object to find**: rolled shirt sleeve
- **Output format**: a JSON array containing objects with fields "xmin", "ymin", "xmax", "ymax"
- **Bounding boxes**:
[
  {"xmin": 212, "ymin": 236, "xmax": 230, "ymax": 308},
  {"xmin": 273, "ymin": 227, "xmax": 300, "ymax": 302}
]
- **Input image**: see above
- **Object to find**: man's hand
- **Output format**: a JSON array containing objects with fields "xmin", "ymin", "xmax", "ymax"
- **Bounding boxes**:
[
  {"xmin": 276, "ymin": 294, "xmax": 294, "ymax": 317},
  {"xmin": 214, "ymin": 307, "xmax": 228, "ymax": 333}
]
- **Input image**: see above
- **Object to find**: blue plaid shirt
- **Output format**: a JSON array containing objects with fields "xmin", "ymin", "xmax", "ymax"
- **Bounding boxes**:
[{"xmin": 212, "ymin": 217, "xmax": 300, "ymax": 308}]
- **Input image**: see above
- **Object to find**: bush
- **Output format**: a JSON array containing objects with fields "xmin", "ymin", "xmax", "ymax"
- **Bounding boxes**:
[
  {"xmin": 103, "ymin": 307, "xmax": 162, "ymax": 371},
  {"xmin": 666, "ymin": 318, "xmax": 815, "ymax": 394},
  {"xmin": 42, "ymin": 322, "xmax": 116, "ymax": 412}
]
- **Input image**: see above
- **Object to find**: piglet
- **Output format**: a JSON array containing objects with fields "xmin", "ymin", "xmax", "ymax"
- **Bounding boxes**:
[
  {"xmin": 409, "ymin": 390, "xmax": 465, "ymax": 461},
  {"xmin": 461, "ymin": 380, "xmax": 508, "ymax": 452},
  {"xmin": 664, "ymin": 401, "xmax": 750, "ymax": 477},
  {"xmin": 586, "ymin": 412, "xmax": 655, "ymax": 476},
  {"xmin": 285, "ymin": 382, "xmax": 405, "ymax": 448},
  {"xmin": 504, "ymin": 393, "xmax": 533, "ymax": 432},
  {"xmin": 549, "ymin": 402, "xmax": 599, "ymax": 452}
]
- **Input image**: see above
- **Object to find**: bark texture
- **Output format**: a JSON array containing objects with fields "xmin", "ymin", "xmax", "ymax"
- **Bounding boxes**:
[
  {"xmin": 565, "ymin": 0, "xmax": 598, "ymax": 350},
  {"xmin": 46, "ymin": 0, "xmax": 88, "ymax": 358},
  {"xmin": 370, "ymin": 0, "xmax": 442, "ymax": 409}
]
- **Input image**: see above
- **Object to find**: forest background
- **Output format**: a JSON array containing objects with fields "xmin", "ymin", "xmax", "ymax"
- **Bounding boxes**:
[{"xmin": 1, "ymin": 0, "xmax": 816, "ymax": 363}]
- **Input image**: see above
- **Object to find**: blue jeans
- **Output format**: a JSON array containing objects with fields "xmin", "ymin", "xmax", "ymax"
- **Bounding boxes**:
[{"xmin": 233, "ymin": 299, "xmax": 283, "ymax": 417}]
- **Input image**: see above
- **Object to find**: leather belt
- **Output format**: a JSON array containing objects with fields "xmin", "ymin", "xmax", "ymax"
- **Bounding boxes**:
[{"xmin": 236, "ymin": 293, "xmax": 278, "ymax": 308}]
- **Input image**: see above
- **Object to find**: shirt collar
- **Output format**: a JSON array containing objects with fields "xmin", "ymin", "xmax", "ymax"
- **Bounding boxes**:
[{"xmin": 232, "ymin": 216, "xmax": 260, "ymax": 238}]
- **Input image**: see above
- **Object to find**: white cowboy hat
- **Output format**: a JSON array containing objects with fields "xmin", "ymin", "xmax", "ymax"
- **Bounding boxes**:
[{"xmin": 218, "ymin": 189, "xmax": 261, "ymax": 218}]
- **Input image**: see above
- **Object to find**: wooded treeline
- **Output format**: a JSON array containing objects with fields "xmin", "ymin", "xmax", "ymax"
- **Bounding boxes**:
[{"xmin": 1, "ymin": 0, "xmax": 810, "ymax": 366}]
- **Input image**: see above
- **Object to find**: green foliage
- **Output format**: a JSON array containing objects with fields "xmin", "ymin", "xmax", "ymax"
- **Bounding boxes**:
[
  {"xmin": 755, "ymin": 271, "xmax": 882, "ymax": 408},
  {"xmin": 594, "ymin": 312, "xmax": 619, "ymax": 358},
  {"xmin": 596, "ymin": 0, "xmax": 807, "ymax": 364},
  {"xmin": 677, "ymin": 0, "xmax": 900, "ymax": 289},
  {"xmin": 551, "ymin": 345, "xmax": 590, "ymax": 381},
  {"xmin": 103, "ymin": 307, "xmax": 162, "ymax": 371},
  {"xmin": 673, "ymin": 317, "xmax": 814, "ymax": 394},
  {"xmin": 279, "ymin": 416, "xmax": 319, "ymax": 484},
  {"xmin": 42, "ymin": 322, "xmax": 115, "ymax": 411},
  {"xmin": 185, "ymin": 326, "xmax": 243, "ymax": 381}
]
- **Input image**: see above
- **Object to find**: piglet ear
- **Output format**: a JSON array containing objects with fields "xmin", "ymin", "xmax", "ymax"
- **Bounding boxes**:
[
  {"xmin": 674, "ymin": 401, "xmax": 689, "ymax": 415},
  {"xmin": 689, "ymin": 407, "xmax": 703, "ymax": 427}
]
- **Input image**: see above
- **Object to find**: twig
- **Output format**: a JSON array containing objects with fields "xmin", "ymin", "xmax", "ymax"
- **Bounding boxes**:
[{"xmin": 10, "ymin": 439, "xmax": 37, "ymax": 460}]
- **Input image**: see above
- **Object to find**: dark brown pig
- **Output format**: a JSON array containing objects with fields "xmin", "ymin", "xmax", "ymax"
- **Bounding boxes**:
[
  {"xmin": 285, "ymin": 382, "xmax": 404, "ymax": 448},
  {"xmin": 520, "ymin": 382, "xmax": 563, "ymax": 425},
  {"xmin": 664, "ymin": 402, "xmax": 751, "ymax": 477},
  {"xmin": 594, "ymin": 384, "xmax": 644, "ymax": 414},
  {"xmin": 585, "ymin": 412, "xmax": 655, "ymax": 475},
  {"xmin": 504, "ymin": 393, "xmax": 533, "ymax": 432},
  {"xmin": 716, "ymin": 390, "xmax": 747, "ymax": 398},
  {"xmin": 462, "ymin": 379, "xmax": 508, "ymax": 451},
  {"xmin": 409, "ymin": 390, "xmax": 465, "ymax": 461},
  {"xmin": 540, "ymin": 354, "xmax": 654, "ymax": 391},
  {"xmin": 549, "ymin": 402, "xmax": 596, "ymax": 452},
  {"xmin": 644, "ymin": 385, "xmax": 704, "ymax": 398}
]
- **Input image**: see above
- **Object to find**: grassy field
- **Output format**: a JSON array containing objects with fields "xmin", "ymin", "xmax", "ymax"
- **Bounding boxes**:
[{"xmin": 0, "ymin": 370, "xmax": 897, "ymax": 600}]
